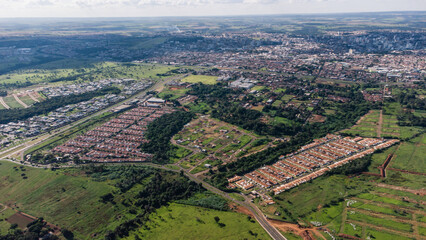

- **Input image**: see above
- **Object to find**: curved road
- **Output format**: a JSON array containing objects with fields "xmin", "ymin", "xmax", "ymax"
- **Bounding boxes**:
[{"xmin": 0, "ymin": 75, "xmax": 286, "ymax": 240}]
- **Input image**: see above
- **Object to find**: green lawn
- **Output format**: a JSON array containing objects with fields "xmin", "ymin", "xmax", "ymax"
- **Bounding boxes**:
[
  {"xmin": 124, "ymin": 203, "xmax": 271, "ymax": 240},
  {"xmin": 182, "ymin": 75, "xmax": 218, "ymax": 85}
]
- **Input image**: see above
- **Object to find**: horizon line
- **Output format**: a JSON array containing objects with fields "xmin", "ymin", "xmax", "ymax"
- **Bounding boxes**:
[{"xmin": 0, "ymin": 10, "xmax": 425, "ymax": 19}]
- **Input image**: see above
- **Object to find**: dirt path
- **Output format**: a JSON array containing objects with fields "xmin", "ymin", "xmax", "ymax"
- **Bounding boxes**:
[
  {"xmin": 268, "ymin": 219, "xmax": 324, "ymax": 240},
  {"xmin": 340, "ymin": 205, "xmax": 348, "ymax": 233},
  {"xmin": 28, "ymin": 92, "xmax": 40, "ymax": 102},
  {"xmin": 377, "ymin": 110, "xmax": 383, "ymax": 137},
  {"xmin": 13, "ymin": 94, "xmax": 29, "ymax": 108},
  {"xmin": 356, "ymin": 110, "xmax": 372, "ymax": 124},
  {"xmin": 0, "ymin": 203, "xmax": 8, "ymax": 213},
  {"xmin": 0, "ymin": 97, "xmax": 10, "ymax": 109}
]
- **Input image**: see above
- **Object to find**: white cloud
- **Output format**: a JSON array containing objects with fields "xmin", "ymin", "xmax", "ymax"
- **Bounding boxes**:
[{"xmin": 16, "ymin": 0, "xmax": 281, "ymax": 8}]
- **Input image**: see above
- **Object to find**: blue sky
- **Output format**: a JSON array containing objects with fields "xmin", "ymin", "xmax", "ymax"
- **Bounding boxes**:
[{"xmin": 1, "ymin": 0, "xmax": 425, "ymax": 17}]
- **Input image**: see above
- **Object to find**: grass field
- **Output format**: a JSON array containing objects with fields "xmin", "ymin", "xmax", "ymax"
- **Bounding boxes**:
[
  {"xmin": 175, "ymin": 117, "xmax": 258, "ymax": 172},
  {"xmin": 123, "ymin": 203, "xmax": 271, "ymax": 240},
  {"xmin": 0, "ymin": 62, "xmax": 178, "ymax": 87},
  {"xmin": 272, "ymin": 175, "xmax": 372, "ymax": 224},
  {"xmin": 3, "ymin": 96, "xmax": 23, "ymax": 108},
  {"xmin": 388, "ymin": 134, "xmax": 425, "ymax": 173},
  {"xmin": 17, "ymin": 94, "xmax": 36, "ymax": 106},
  {"xmin": 0, "ymin": 207, "xmax": 15, "ymax": 235},
  {"xmin": 157, "ymin": 87, "xmax": 188, "ymax": 100},
  {"xmin": 181, "ymin": 75, "xmax": 218, "ymax": 85},
  {"xmin": 365, "ymin": 228, "xmax": 413, "ymax": 240},
  {"xmin": 0, "ymin": 161, "xmax": 126, "ymax": 239}
]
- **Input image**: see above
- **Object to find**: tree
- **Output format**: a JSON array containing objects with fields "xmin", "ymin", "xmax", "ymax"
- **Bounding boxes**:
[{"xmin": 61, "ymin": 229, "xmax": 74, "ymax": 240}]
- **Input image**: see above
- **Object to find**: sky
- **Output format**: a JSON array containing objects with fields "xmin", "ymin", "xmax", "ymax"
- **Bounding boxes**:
[{"xmin": 0, "ymin": 0, "xmax": 425, "ymax": 18}]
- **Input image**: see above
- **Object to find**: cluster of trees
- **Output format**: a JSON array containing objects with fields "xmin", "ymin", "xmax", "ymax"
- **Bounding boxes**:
[
  {"xmin": 395, "ymin": 90, "xmax": 426, "ymax": 110},
  {"xmin": 141, "ymin": 111, "xmax": 194, "ymax": 163},
  {"xmin": 0, "ymin": 87, "xmax": 121, "ymax": 124},
  {"xmin": 104, "ymin": 171, "xmax": 204, "ymax": 239},
  {"xmin": 397, "ymin": 110, "xmax": 426, "ymax": 127},
  {"xmin": 209, "ymin": 97, "xmax": 371, "ymax": 188},
  {"xmin": 0, "ymin": 218, "xmax": 64, "ymax": 240},
  {"xmin": 188, "ymin": 83, "xmax": 240, "ymax": 103},
  {"xmin": 178, "ymin": 194, "xmax": 228, "ymax": 211},
  {"xmin": 0, "ymin": 90, "xmax": 6, "ymax": 97},
  {"xmin": 86, "ymin": 165, "xmax": 155, "ymax": 193},
  {"xmin": 326, "ymin": 155, "xmax": 372, "ymax": 176}
]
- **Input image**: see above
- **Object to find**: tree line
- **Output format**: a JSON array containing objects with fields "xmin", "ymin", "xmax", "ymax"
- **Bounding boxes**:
[{"xmin": 141, "ymin": 111, "xmax": 194, "ymax": 164}]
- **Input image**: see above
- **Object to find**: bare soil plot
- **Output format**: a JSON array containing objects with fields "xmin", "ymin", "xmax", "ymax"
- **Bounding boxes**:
[{"xmin": 6, "ymin": 212, "xmax": 35, "ymax": 229}]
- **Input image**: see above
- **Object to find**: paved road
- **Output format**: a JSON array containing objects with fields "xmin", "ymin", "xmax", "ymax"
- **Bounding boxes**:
[
  {"xmin": 182, "ymin": 169, "xmax": 287, "ymax": 240},
  {"xmin": 0, "ymin": 76, "xmax": 181, "ymax": 161},
  {"xmin": 0, "ymin": 75, "xmax": 286, "ymax": 240}
]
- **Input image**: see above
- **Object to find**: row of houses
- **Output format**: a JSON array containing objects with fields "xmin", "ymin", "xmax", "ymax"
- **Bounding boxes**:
[
  {"xmin": 228, "ymin": 135, "xmax": 399, "ymax": 193},
  {"xmin": 52, "ymin": 104, "xmax": 174, "ymax": 162}
]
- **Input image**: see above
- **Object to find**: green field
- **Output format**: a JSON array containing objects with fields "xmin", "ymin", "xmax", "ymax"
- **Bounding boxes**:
[
  {"xmin": 347, "ymin": 211, "xmax": 412, "ymax": 232},
  {"xmin": 123, "ymin": 203, "xmax": 271, "ymax": 240},
  {"xmin": 3, "ymin": 96, "xmax": 23, "ymax": 108},
  {"xmin": 0, "ymin": 161, "xmax": 126, "ymax": 239},
  {"xmin": 181, "ymin": 75, "xmax": 218, "ymax": 85},
  {"xmin": 0, "ymin": 207, "xmax": 15, "ymax": 234},
  {"xmin": 365, "ymin": 228, "xmax": 413, "ymax": 240},
  {"xmin": 388, "ymin": 134, "xmax": 425, "ymax": 173},
  {"xmin": 272, "ymin": 175, "xmax": 371, "ymax": 224},
  {"xmin": 157, "ymin": 87, "xmax": 188, "ymax": 100},
  {"xmin": 0, "ymin": 62, "xmax": 178, "ymax": 87},
  {"xmin": 17, "ymin": 94, "xmax": 36, "ymax": 106}
]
